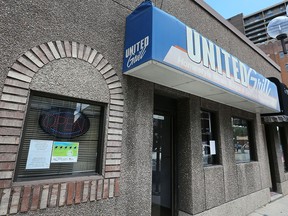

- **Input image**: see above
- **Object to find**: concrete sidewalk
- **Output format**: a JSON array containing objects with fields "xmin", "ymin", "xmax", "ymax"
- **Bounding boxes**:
[{"xmin": 248, "ymin": 195, "xmax": 288, "ymax": 216}]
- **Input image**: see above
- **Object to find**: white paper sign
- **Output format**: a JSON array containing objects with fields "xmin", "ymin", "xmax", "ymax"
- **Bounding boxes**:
[
  {"xmin": 26, "ymin": 140, "xmax": 53, "ymax": 169},
  {"xmin": 153, "ymin": 114, "xmax": 165, "ymax": 120},
  {"xmin": 209, "ymin": 140, "xmax": 216, "ymax": 155}
]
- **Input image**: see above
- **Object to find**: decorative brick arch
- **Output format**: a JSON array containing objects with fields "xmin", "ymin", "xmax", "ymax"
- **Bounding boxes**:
[{"xmin": 0, "ymin": 41, "xmax": 123, "ymax": 214}]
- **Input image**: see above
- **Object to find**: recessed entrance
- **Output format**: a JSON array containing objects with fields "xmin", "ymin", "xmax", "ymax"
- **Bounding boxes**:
[
  {"xmin": 152, "ymin": 95, "xmax": 177, "ymax": 216},
  {"xmin": 265, "ymin": 124, "xmax": 288, "ymax": 194}
]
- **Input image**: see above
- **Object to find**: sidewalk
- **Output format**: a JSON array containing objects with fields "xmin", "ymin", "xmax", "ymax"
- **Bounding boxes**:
[{"xmin": 248, "ymin": 195, "xmax": 288, "ymax": 216}]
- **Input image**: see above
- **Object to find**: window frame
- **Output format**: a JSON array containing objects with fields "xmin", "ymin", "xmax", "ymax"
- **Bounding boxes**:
[
  {"xmin": 201, "ymin": 109, "xmax": 220, "ymax": 166},
  {"xmin": 14, "ymin": 91, "xmax": 107, "ymax": 182},
  {"xmin": 231, "ymin": 116, "xmax": 257, "ymax": 163}
]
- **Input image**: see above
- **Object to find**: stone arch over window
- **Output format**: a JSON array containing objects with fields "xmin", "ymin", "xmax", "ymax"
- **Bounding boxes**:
[{"xmin": 0, "ymin": 41, "xmax": 123, "ymax": 214}]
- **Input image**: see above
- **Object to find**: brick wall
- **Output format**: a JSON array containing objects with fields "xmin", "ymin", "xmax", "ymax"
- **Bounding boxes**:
[{"xmin": 0, "ymin": 41, "xmax": 123, "ymax": 215}]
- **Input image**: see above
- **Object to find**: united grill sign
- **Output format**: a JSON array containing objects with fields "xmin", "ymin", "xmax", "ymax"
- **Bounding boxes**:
[{"xmin": 39, "ymin": 108, "xmax": 90, "ymax": 138}]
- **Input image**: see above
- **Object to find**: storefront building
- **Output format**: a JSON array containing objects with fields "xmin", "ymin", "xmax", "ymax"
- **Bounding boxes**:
[{"xmin": 0, "ymin": 1, "xmax": 288, "ymax": 215}]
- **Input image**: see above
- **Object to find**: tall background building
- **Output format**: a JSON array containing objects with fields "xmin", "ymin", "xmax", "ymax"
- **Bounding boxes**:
[{"xmin": 228, "ymin": 0, "xmax": 288, "ymax": 85}]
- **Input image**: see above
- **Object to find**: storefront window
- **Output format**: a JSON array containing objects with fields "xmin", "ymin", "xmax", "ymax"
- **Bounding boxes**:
[
  {"xmin": 232, "ymin": 117, "xmax": 253, "ymax": 163},
  {"xmin": 201, "ymin": 110, "xmax": 218, "ymax": 165},
  {"xmin": 15, "ymin": 93, "xmax": 104, "ymax": 181}
]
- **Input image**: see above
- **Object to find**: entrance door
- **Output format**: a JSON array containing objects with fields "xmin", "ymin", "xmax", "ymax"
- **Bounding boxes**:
[
  {"xmin": 152, "ymin": 113, "xmax": 173, "ymax": 216},
  {"xmin": 265, "ymin": 125, "xmax": 278, "ymax": 192}
]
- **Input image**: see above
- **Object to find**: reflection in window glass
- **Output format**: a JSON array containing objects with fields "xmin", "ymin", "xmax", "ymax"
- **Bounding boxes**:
[
  {"xmin": 232, "ymin": 117, "xmax": 252, "ymax": 163},
  {"xmin": 152, "ymin": 114, "xmax": 172, "ymax": 216},
  {"xmin": 201, "ymin": 110, "xmax": 218, "ymax": 165}
]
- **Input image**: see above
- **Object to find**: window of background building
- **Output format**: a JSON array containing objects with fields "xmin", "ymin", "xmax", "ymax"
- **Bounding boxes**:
[
  {"xmin": 15, "ymin": 93, "xmax": 104, "ymax": 182},
  {"xmin": 201, "ymin": 110, "xmax": 219, "ymax": 166},
  {"xmin": 279, "ymin": 51, "xmax": 284, "ymax": 59},
  {"xmin": 232, "ymin": 117, "xmax": 255, "ymax": 163},
  {"xmin": 265, "ymin": 10, "xmax": 273, "ymax": 17}
]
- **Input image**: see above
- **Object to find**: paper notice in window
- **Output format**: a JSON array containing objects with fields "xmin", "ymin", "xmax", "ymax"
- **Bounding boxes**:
[
  {"xmin": 26, "ymin": 140, "xmax": 53, "ymax": 169},
  {"xmin": 51, "ymin": 142, "xmax": 79, "ymax": 163},
  {"xmin": 209, "ymin": 140, "xmax": 216, "ymax": 155}
]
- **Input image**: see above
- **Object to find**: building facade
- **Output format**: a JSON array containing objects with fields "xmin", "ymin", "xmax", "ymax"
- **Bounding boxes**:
[
  {"xmin": 258, "ymin": 40, "xmax": 288, "ymax": 86},
  {"xmin": 227, "ymin": 0, "xmax": 288, "ymax": 86},
  {"xmin": 231, "ymin": 1, "xmax": 288, "ymax": 44},
  {"xmin": 0, "ymin": 1, "xmax": 287, "ymax": 216}
]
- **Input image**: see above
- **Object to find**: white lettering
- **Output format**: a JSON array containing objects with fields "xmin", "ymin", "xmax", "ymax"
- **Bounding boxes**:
[
  {"xmin": 186, "ymin": 28, "xmax": 201, "ymax": 63},
  {"xmin": 232, "ymin": 56, "xmax": 241, "ymax": 84},
  {"xmin": 202, "ymin": 38, "xmax": 216, "ymax": 71},
  {"xmin": 239, "ymin": 62, "xmax": 250, "ymax": 87},
  {"xmin": 184, "ymin": 26, "xmax": 273, "ymax": 97},
  {"xmin": 127, "ymin": 47, "xmax": 147, "ymax": 68},
  {"xmin": 125, "ymin": 36, "xmax": 149, "ymax": 59},
  {"xmin": 125, "ymin": 36, "xmax": 149, "ymax": 68},
  {"xmin": 215, "ymin": 46, "xmax": 223, "ymax": 75},
  {"xmin": 221, "ymin": 49, "xmax": 231, "ymax": 79}
]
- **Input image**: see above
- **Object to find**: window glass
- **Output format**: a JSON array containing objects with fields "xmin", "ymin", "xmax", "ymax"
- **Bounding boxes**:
[
  {"xmin": 232, "ymin": 117, "xmax": 253, "ymax": 163},
  {"xmin": 280, "ymin": 51, "xmax": 285, "ymax": 59},
  {"xmin": 285, "ymin": 64, "xmax": 288, "ymax": 71},
  {"xmin": 201, "ymin": 110, "xmax": 218, "ymax": 165},
  {"xmin": 265, "ymin": 10, "xmax": 273, "ymax": 17},
  {"xmin": 15, "ymin": 94, "xmax": 104, "ymax": 181}
]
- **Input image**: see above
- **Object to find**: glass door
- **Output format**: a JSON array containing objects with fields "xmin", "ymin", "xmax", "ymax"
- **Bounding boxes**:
[{"xmin": 152, "ymin": 113, "xmax": 173, "ymax": 216}]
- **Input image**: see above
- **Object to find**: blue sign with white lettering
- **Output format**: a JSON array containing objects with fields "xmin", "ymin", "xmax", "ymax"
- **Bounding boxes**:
[{"xmin": 123, "ymin": 1, "xmax": 280, "ymax": 112}]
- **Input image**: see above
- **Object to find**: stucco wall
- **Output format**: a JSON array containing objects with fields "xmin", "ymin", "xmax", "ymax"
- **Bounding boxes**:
[{"xmin": 0, "ymin": 0, "xmax": 281, "ymax": 215}]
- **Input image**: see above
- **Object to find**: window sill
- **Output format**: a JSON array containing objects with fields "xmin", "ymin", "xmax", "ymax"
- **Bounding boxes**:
[
  {"xmin": 236, "ymin": 161, "xmax": 259, "ymax": 166},
  {"xmin": 13, "ymin": 174, "xmax": 104, "ymax": 187},
  {"xmin": 204, "ymin": 164, "xmax": 223, "ymax": 169}
]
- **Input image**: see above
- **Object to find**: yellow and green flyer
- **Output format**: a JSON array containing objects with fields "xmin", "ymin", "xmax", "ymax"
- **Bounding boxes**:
[{"xmin": 51, "ymin": 142, "xmax": 79, "ymax": 163}]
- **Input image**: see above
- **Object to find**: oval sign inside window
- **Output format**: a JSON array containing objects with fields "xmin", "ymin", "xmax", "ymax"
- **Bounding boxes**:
[{"xmin": 39, "ymin": 108, "xmax": 90, "ymax": 138}]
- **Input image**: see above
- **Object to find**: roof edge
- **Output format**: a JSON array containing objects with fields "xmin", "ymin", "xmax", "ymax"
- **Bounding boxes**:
[{"xmin": 193, "ymin": 0, "xmax": 281, "ymax": 72}]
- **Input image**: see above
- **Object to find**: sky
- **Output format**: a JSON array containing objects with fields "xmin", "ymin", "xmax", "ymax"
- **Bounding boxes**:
[{"xmin": 204, "ymin": 0, "xmax": 285, "ymax": 19}]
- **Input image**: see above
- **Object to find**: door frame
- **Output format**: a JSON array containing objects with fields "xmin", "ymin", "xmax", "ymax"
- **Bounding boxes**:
[{"xmin": 153, "ymin": 94, "xmax": 178, "ymax": 216}]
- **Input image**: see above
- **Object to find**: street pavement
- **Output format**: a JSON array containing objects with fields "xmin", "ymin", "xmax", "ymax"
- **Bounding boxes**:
[{"xmin": 248, "ymin": 195, "xmax": 288, "ymax": 216}]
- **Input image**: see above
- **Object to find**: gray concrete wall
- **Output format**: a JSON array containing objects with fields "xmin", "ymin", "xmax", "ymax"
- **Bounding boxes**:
[
  {"xmin": 0, "ymin": 1, "xmax": 145, "ymax": 215},
  {"xmin": 152, "ymin": 91, "xmax": 272, "ymax": 216},
  {"xmin": 179, "ymin": 188, "xmax": 271, "ymax": 216},
  {"xmin": 0, "ymin": 0, "xmax": 281, "ymax": 96},
  {"xmin": 118, "ymin": 76, "xmax": 154, "ymax": 216},
  {"xmin": 0, "ymin": 0, "xmax": 139, "ymax": 94},
  {"xmin": 0, "ymin": 0, "xmax": 280, "ymax": 215},
  {"xmin": 31, "ymin": 58, "xmax": 110, "ymax": 103}
]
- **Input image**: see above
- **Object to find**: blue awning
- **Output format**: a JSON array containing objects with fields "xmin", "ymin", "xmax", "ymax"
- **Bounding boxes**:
[{"xmin": 123, "ymin": 1, "xmax": 280, "ymax": 114}]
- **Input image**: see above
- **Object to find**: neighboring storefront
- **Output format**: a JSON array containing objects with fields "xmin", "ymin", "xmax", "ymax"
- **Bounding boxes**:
[
  {"xmin": 262, "ymin": 78, "xmax": 288, "ymax": 196},
  {"xmin": 0, "ymin": 0, "xmax": 288, "ymax": 216}
]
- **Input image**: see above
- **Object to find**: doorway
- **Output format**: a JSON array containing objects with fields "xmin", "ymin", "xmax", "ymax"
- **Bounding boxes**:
[
  {"xmin": 265, "ymin": 125, "xmax": 278, "ymax": 192},
  {"xmin": 265, "ymin": 124, "xmax": 288, "ymax": 194},
  {"xmin": 152, "ymin": 95, "xmax": 177, "ymax": 216}
]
